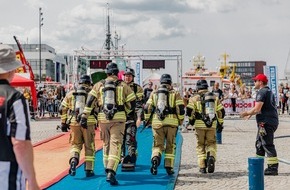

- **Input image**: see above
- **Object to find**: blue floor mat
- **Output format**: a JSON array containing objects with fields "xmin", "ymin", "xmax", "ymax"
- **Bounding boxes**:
[{"xmin": 45, "ymin": 127, "xmax": 183, "ymax": 190}]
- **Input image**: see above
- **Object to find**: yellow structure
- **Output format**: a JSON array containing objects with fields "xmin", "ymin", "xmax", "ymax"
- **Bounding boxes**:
[{"xmin": 218, "ymin": 52, "xmax": 243, "ymax": 87}]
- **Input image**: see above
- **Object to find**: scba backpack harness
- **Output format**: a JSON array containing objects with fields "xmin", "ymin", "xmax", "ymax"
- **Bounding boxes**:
[
  {"xmin": 73, "ymin": 85, "xmax": 88, "ymax": 122},
  {"xmin": 155, "ymin": 84, "xmax": 176, "ymax": 121},
  {"xmin": 200, "ymin": 92, "xmax": 216, "ymax": 127},
  {"xmin": 102, "ymin": 79, "xmax": 123, "ymax": 120}
]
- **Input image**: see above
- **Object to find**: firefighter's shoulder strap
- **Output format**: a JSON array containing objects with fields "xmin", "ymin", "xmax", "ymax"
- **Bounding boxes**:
[
  {"xmin": 200, "ymin": 93, "xmax": 206, "ymax": 115},
  {"xmin": 133, "ymin": 83, "xmax": 138, "ymax": 94}
]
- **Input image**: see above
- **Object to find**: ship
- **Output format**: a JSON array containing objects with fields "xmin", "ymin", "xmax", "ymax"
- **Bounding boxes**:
[{"xmin": 182, "ymin": 53, "xmax": 242, "ymax": 91}]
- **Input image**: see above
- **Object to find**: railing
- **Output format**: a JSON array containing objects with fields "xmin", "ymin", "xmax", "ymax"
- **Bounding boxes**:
[{"xmin": 29, "ymin": 99, "xmax": 61, "ymax": 119}]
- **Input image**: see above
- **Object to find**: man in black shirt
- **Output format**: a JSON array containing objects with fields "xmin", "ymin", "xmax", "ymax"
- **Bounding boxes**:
[
  {"xmin": 212, "ymin": 82, "xmax": 225, "ymax": 133},
  {"xmin": 143, "ymin": 81, "xmax": 153, "ymax": 103},
  {"xmin": 240, "ymin": 74, "xmax": 279, "ymax": 176},
  {"xmin": 0, "ymin": 44, "xmax": 40, "ymax": 189},
  {"xmin": 212, "ymin": 82, "xmax": 224, "ymax": 101}
]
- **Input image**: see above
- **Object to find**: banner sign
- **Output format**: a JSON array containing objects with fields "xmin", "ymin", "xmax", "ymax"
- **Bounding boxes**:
[
  {"xmin": 136, "ymin": 62, "xmax": 141, "ymax": 85},
  {"xmin": 264, "ymin": 66, "xmax": 279, "ymax": 105},
  {"xmin": 222, "ymin": 98, "xmax": 256, "ymax": 115}
]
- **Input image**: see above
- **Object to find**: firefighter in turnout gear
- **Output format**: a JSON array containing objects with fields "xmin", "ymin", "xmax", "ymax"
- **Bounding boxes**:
[
  {"xmin": 121, "ymin": 67, "xmax": 144, "ymax": 171},
  {"xmin": 186, "ymin": 79, "xmax": 224, "ymax": 173},
  {"xmin": 80, "ymin": 62, "xmax": 136, "ymax": 185},
  {"xmin": 59, "ymin": 75, "xmax": 96, "ymax": 177},
  {"xmin": 144, "ymin": 74, "xmax": 185, "ymax": 175}
]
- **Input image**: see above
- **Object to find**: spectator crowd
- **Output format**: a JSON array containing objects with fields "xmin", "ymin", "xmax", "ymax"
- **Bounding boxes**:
[{"xmin": 183, "ymin": 81, "xmax": 290, "ymax": 115}]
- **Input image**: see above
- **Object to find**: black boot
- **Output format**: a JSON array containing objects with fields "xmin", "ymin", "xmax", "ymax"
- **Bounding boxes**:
[
  {"xmin": 150, "ymin": 156, "xmax": 160, "ymax": 175},
  {"xmin": 106, "ymin": 169, "xmax": 118, "ymax": 185},
  {"xmin": 199, "ymin": 168, "xmax": 207, "ymax": 174},
  {"xmin": 69, "ymin": 158, "xmax": 78, "ymax": 176},
  {"xmin": 207, "ymin": 156, "xmax": 215, "ymax": 173},
  {"xmin": 264, "ymin": 164, "xmax": 278, "ymax": 176},
  {"xmin": 85, "ymin": 170, "xmax": 95, "ymax": 177},
  {"xmin": 165, "ymin": 167, "xmax": 174, "ymax": 175},
  {"xmin": 122, "ymin": 155, "xmax": 131, "ymax": 164},
  {"xmin": 130, "ymin": 153, "xmax": 137, "ymax": 164}
]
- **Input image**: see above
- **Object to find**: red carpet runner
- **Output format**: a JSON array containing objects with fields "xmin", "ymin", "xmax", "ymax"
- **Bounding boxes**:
[{"xmin": 33, "ymin": 129, "xmax": 103, "ymax": 189}]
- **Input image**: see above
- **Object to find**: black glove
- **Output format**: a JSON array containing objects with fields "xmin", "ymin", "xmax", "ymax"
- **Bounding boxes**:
[
  {"xmin": 216, "ymin": 122, "xmax": 224, "ymax": 133},
  {"xmin": 80, "ymin": 117, "xmax": 88, "ymax": 129},
  {"xmin": 189, "ymin": 119, "xmax": 196, "ymax": 126},
  {"xmin": 195, "ymin": 112, "xmax": 202, "ymax": 120},
  {"xmin": 61, "ymin": 123, "xmax": 70, "ymax": 132},
  {"xmin": 76, "ymin": 114, "xmax": 81, "ymax": 123}
]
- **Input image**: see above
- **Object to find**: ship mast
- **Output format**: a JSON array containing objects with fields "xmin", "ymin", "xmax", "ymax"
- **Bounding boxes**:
[
  {"xmin": 219, "ymin": 52, "xmax": 230, "ymax": 78},
  {"xmin": 104, "ymin": 3, "xmax": 112, "ymax": 55},
  {"xmin": 104, "ymin": 3, "xmax": 121, "ymax": 57},
  {"xmin": 221, "ymin": 52, "xmax": 229, "ymax": 67},
  {"xmin": 192, "ymin": 54, "xmax": 205, "ymax": 72}
]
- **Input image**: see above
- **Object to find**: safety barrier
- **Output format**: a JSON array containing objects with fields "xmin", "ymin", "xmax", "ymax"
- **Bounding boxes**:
[
  {"xmin": 222, "ymin": 98, "xmax": 256, "ymax": 116},
  {"xmin": 29, "ymin": 99, "xmax": 61, "ymax": 119}
]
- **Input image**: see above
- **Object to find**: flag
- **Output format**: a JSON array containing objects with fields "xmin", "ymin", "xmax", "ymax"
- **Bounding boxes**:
[{"xmin": 15, "ymin": 51, "xmax": 26, "ymax": 73}]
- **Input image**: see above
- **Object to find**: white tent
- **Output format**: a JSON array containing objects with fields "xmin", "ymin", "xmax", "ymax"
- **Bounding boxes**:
[{"xmin": 142, "ymin": 72, "xmax": 161, "ymax": 88}]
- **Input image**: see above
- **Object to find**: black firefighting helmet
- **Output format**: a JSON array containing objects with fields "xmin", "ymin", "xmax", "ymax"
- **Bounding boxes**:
[
  {"xmin": 105, "ymin": 62, "xmax": 119, "ymax": 75},
  {"xmin": 196, "ymin": 79, "xmax": 208, "ymax": 90},
  {"xmin": 160, "ymin": 74, "xmax": 172, "ymax": 85},
  {"xmin": 79, "ymin": 74, "xmax": 91, "ymax": 85},
  {"xmin": 123, "ymin": 67, "xmax": 135, "ymax": 77}
]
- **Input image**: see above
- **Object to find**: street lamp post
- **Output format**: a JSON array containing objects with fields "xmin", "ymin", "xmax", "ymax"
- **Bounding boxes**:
[{"xmin": 39, "ymin": 7, "xmax": 44, "ymax": 83}]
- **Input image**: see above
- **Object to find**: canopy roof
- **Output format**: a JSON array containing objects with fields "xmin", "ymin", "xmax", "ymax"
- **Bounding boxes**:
[{"xmin": 10, "ymin": 74, "xmax": 37, "ymax": 110}]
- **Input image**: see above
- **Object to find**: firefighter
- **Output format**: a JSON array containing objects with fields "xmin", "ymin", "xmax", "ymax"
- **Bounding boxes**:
[
  {"xmin": 59, "ymin": 74, "xmax": 96, "ymax": 177},
  {"xmin": 144, "ymin": 74, "xmax": 184, "ymax": 175},
  {"xmin": 80, "ymin": 62, "xmax": 136, "ymax": 185},
  {"xmin": 186, "ymin": 79, "xmax": 224, "ymax": 173},
  {"xmin": 121, "ymin": 67, "xmax": 144, "ymax": 170}
]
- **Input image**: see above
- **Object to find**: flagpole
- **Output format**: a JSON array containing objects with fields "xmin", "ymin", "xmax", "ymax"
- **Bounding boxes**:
[{"xmin": 39, "ymin": 7, "xmax": 43, "ymax": 83}]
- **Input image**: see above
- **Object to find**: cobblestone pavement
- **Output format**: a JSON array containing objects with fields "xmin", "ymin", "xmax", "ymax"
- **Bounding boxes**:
[
  {"xmin": 30, "ymin": 118, "xmax": 62, "ymax": 144},
  {"xmin": 175, "ymin": 116, "xmax": 290, "ymax": 190},
  {"xmin": 30, "ymin": 116, "xmax": 290, "ymax": 190}
]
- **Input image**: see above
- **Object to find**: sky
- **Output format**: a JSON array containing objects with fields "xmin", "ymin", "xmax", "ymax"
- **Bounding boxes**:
[{"xmin": 1, "ymin": 0, "xmax": 290, "ymax": 80}]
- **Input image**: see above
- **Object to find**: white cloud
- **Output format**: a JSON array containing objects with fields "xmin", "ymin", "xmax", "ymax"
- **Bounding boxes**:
[
  {"xmin": 2, "ymin": 0, "xmax": 290, "ymax": 79},
  {"xmin": 185, "ymin": 0, "xmax": 244, "ymax": 13}
]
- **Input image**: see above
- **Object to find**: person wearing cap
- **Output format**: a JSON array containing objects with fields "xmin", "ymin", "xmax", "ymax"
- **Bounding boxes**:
[
  {"xmin": 144, "ymin": 74, "xmax": 185, "ymax": 176},
  {"xmin": 59, "ymin": 74, "xmax": 96, "ymax": 178},
  {"xmin": 0, "ymin": 44, "xmax": 40, "ymax": 189},
  {"xmin": 80, "ymin": 62, "xmax": 136, "ymax": 185},
  {"xmin": 240, "ymin": 74, "xmax": 279, "ymax": 176},
  {"xmin": 186, "ymin": 79, "xmax": 224, "ymax": 174}
]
